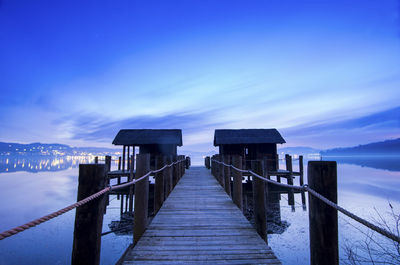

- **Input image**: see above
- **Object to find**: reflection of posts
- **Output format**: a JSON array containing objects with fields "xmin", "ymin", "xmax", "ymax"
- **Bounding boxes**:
[
  {"xmin": 134, "ymin": 154, "xmax": 150, "ymax": 246},
  {"xmin": 308, "ymin": 161, "xmax": 338, "ymax": 265},
  {"xmin": 72, "ymin": 164, "xmax": 107, "ymax": 265}
]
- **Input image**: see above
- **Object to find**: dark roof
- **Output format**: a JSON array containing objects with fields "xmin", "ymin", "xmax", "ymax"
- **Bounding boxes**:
[
  {"xmin": 214, "ymin": 129, "xmax": 286, "ymax": 146},
  {"xmin": 112, "ymin": 129, "xmax": 182, "ymax": 146}
]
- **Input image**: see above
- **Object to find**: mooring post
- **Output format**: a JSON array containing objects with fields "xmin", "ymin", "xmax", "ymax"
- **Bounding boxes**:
[
  {"xmin": 232, "ymin": 155, "xmax": 243, "ymax": 211},
  {"xmin": 128, "ymin": 155, "xmax": 134, "ymax": 213},
  {"xmin": 154, "ymin": 155, "xmax": 165, "ymax": 214},
  {"xmin": 94, "ymin": 156, "xmax": 98, "ymax": 164},
  {"xmin": 251, "ymin": 160, "xmax": 267, "ymax": 243},
  {"xmin": 308, "ymin": 161, "xmax": 338, "ymax": 265},
  {"xmin": 223, "ymin": 155, "xmax": 231, "ymax": 196},
  {"xmin": 122, "ymin": 145, "xmax": 126, "ymax": 171},
  {"xmin": 285, "ymin": 154, "xmax": 295, "ymax": 209},
  {"xmin": 104, "ymin": 155, "xmax": 112, "ymax": 212},
  {"xmin": 134, "ymin": 153, "xmax": 150, "ymax": 246},
  {"xmin": 127, "ymin": 146, "xmax": 130, "ymax": 171},
  {"xmin": 72, "ymin": 164, "xmax": 107, "ymax": 265}
]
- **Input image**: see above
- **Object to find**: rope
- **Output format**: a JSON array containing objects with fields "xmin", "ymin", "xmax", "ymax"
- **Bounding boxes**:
[
  {"xmin": 211, "ymin": 158, "xmax": 400, "ymax": 244},
  {"xmin": 0, "ymin": 158, "xmax": 186, "ymax": 241},
  {"xmin": 0, "ymin": 187, "xmax": 110, "ymax": 240}
]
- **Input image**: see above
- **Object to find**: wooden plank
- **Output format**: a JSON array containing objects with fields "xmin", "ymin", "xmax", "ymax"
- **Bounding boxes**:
[{"xmin": 120, "ymin": 167, "xmax": 280, "ymax": 264}]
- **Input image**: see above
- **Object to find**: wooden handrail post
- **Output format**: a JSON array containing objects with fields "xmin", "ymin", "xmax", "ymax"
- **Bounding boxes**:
[
  {"xmin": 251, "ymin": 160, "xmax": 267, "ymax": 243},
  {"xmin": 219, "ymin": 155, "xmax": 225, "ymax": 188},
  {"xmin": 166, "ymin": 156, "xmax": 173, "ymax": 196},
  {"xmin": 308, "ymin": 161, "xmax": 338, "ymax": 265},
  {"xmin": 72, "ymin": 164, "xmax": 107, "ymax": 265},
  {"xmin": 134, "ymin": 153, "xmax": 150, "ymax": 246},
  {"xmin": 223, "ymin": 155, "xmax": 231, "ymax": 196},
  {"xmin": 285, "ymin": 154, "xmax": 295, "ymax": 209},
  {"xmin": 232, "ymin": 155, "xmax": 243, "ymax": 211},
  {"xmin": 172, "ymin": 155, "xmax": 178, "ymax": 187},
  {"xmin": 154, "ymin": 155, "xmax": 166, "ymax": 214}
]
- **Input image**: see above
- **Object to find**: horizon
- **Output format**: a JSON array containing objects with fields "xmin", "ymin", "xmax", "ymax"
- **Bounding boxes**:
[{"xmin": 1, "ymin": 1, "xmax": 400, "ymax": 153}]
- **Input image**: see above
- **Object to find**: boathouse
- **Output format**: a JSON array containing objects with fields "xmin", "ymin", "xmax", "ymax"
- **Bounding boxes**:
[
  {"xmin": 112, "ymin": 129, "xmax": 182, "ymax": 170},
  {"xmin": 213, "ymin": 129, "xmax": 286, "ymax": 171}
]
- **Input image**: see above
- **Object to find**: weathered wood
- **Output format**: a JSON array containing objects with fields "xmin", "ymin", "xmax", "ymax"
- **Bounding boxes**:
[
  {"xmin": 308, "ymin": 161, "xmax": 338, "ymax": 265},
  {"xmin": 232, "ymin": 155, "xmax": 243, "ymax": 211},
  {"xmin": 172, "ymin": 156, "xmax": 178, "ymax": 187},
  {"xmin": 122, "ymin": 145, "xmax": 126, "ymax": 171},
  {"xmin": 219, "ymin": 155, "xmax": 225, "ymax": 188},
  {"xmin": 299, "ymin": 155, "xmax": 306, "ymax": 210},
  {"xmin": 165, "ymin": 156, "xmax": 173, "ymax": 197},
  {"xmin": 129, "ymin": 155, "xmax": 134, "ymax": 213},
  {"xmin": 285, "ymin": 154, "xmax": 295, "ymax": 208},
  {"xmin": 251, "ymin": 160, "xmax": 267, "ymax": 243},
  {"xmin": 121, "ymin": 167, "xmax": 280, "ymax": 264},
  {"xmin": 72, "ymin": 164, "xmax": 106, "ymax": 265},
  {"xmin": 223, "ymin": 155, "xmax": 231, "ymax": 196},
  {"xmin": 154, "ymin": 155, "xmax": 165, "ymax": 214},
  {"xmin": 134, "ymin": 154, "xmax": 150, "ymax": 245}
]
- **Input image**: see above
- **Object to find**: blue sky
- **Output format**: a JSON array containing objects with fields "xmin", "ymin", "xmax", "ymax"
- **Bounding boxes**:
[{"xmin": 1, "ymin": 0, "xmax": 400, "ymax": 152}]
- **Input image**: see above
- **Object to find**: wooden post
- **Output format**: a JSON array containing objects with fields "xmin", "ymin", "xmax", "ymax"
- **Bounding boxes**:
[
  {"xmin": 219, "ymin": 155, "xmax": 225, "ymax": 188},
  {"xmin": 299, "ymin": 155, "xmax": 306, "ymax": 210},
  {"xmin": 122, "ymin": 145, "xmax": 126, "ymax": 171},
  {"xmin": 308, "ymin": 161, "xmax": 338, "ymax": 265},
  {"xmin": 72, "ymin": 164, "xmax": 106, "ymax": 265},
  {"xmin": 104, "ymin": 155, "xmax": 111, "ymax": 212},
  {"xmin": 223, "ymin": 155, "xmax": 231, "ymax": 196},
  {"xmin": 134, "ymin": 154, "xmax": 150, "ymax": 245},
  {"xmin": 251, "ymin": 160, "xmax": 267, "ymax": 243},
  {"xmin": 164, "ymin": 156, "xmax": 171, "ymax": 199},
  {"xmin": 232, "ymin": 155, "xmax": 243, "ymax": 211},
  {"xmin": 94, "ymin": 156, "xmax": 98, "ymax": 164},
  {"xmin": 275, "ymin": 154, "xmax": 279, "ymax": 171},
  {"xmin": 185, "ymin": 156, "xmax": 190, "ymax": 169},
  {"xmin": 128, "ymin": 155, "xmax": 134, "ymax": 212},
  {"xmin": 154, "ymin": 155, "xmax": 165, "ymax": 214},
  {"xmin": 285, "ymin": 154, "xmax": 295, "ymax": 209},
  {"xmin": 205, "ymin": 156, "xmax": 210, "ymax": 169},
  {"xmin": 127, "ymin": 146, "xmax": 130, "ymax": 171},
  {"xmin": 105, "ymin": 156, "xmax": 111, "ymax": 172},
  {"xmin": 172, "ymin": 156, "xmax": 178, "ymax": 187}
]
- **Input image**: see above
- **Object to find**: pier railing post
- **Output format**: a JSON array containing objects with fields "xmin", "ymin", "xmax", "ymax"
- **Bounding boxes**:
[
  {"xmin": 232, "ymin": 155, "xmax": 243, "ymax": 211},
  {"xmin": 72, "ymin": 164, "xmax": 107, "ymax": 265},
  {"xmin": 166, "ymin": 156, "xmax": 173, "ymax": 196},
  {"xmin": 251, "ymin": 160, "xmax": 267, "ymax": 243},
  {"xmin": 134, "ymin": 153, "xmax": 150, "ymax": 246},
  {"xmin": 154, "ymin": 155, "xmax": 165, "ymax": 214},
  {"xmin": 223, "ymin": 155, "xmax": 231, "ymax": 196},
  {"xmin": 299, "ymin": 155, "xmax": 306, "ymax": 210},
  {"xmin": 128, "ymin": 155, "xmax": 134, "ymax": 213},
  {"xmin": 205, "ymin": 156, "xmax": 210, "ymax": 169},
  {"xmin": 172, "ymin": 156, "xmax": 178, "ymax": 187},
  {"xmin": 219, "ymin": 155, "xmax": 225, "ymax": 188},
  {"xmin": 308, "ymin": 161, "xmax": 338, "ymax": 265}
]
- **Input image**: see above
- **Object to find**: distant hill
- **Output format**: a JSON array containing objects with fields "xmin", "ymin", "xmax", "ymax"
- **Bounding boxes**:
[
  {"xmin": 321, "ymin": 138, "xmax": 400, "ymax": 156},
  {"xmin": 0, "ymin": 142, "xmax": 119, "ymax": 156}
]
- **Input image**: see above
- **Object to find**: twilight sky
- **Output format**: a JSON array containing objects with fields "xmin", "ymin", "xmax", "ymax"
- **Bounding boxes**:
[{"xmin": 1, "ymin": 0, "xmax": 400, "ymax": 153}]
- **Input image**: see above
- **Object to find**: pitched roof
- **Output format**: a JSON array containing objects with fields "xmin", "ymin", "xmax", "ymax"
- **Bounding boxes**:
[
  {"xmin": 112, "ymin": 129, "xmax": 182, "ymax": 146},
  {"xmin": 214, "ymin": 129, "xmax": 286, "ymax": 146}
]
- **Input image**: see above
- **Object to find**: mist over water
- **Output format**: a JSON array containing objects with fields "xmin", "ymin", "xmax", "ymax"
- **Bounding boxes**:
[{"xmin": 0, "ymin": 155, "xmax": 399, "ymax": 264}]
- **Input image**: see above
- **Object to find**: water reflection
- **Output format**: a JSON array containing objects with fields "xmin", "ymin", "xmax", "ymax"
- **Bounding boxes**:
[
  {"xmin": 323, "ymin": 155, "xmax": 400, "ymax": 172},
  {"xmin": 0, "ymin": 155, "xmax": 100, "ymax": 173}
]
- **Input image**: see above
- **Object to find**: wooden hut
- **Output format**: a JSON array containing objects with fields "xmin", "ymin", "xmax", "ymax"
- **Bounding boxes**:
[
  {"xmin": 213, "ymin": 129, "xmax": 285, "ymax": 171},
  {"xmin": 112, "ymin": 129, "xmax": 182, "ymax": 171}
]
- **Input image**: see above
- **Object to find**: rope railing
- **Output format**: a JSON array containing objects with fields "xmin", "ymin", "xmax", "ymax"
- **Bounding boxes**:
[
  {"xmin": 212, "ymin": 159, "xmax": 400, "ymax": 244},
  {"xmin": 0, "ymin": 158, "xmax": 186, "ymax": 241}
]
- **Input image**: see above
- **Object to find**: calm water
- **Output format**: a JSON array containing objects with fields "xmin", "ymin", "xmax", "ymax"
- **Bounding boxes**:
[{"xmin": 0, "ymin": 155, "xmax": 399, "ymax": 264}]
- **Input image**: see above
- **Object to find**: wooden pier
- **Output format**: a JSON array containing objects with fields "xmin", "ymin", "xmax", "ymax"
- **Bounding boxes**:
[{"xmin": 119, "ymin": 167, "xmax": 281, "ymax": 264}]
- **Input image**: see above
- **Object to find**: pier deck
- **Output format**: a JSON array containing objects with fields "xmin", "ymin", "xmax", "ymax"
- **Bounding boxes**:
[{"xmin": 120, "ymin": 167, "xmax": 280, "ymax": 264}]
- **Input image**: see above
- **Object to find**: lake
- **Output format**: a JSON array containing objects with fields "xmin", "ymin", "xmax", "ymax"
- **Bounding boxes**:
[{"xmin": 0, "ymin": 155, "xmax": 399, "ymax": 264}]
